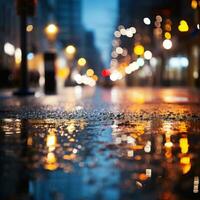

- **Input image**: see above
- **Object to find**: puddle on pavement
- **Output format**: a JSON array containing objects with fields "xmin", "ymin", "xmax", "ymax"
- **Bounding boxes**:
[{"xmin": 0, "ymin": 118, "xmax": 200, "ymax": 200}]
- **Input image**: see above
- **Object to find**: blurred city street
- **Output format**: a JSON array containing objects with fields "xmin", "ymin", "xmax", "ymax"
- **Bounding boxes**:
[
  {"xmin": 1, "ymin": 0, "xmax": 200, "ymax": 199},
  {"xmin": 0, "ymin": 86, "xmax": 200, "ymax": 200}
]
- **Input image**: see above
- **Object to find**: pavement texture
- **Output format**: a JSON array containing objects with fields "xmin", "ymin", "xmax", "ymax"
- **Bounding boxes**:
[{"xmin": 0, "ymin": 87, "xmax": 200, "ymax": 200}]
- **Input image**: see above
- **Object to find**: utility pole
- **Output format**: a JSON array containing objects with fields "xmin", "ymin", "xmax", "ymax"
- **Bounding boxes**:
[{"xmin": 14, "ymin": 0, "xmax": 37, "ymax": 95}]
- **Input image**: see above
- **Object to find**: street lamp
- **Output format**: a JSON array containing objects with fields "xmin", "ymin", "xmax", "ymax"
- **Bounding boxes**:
[
  {"xmin": 44, "ymin": 23, "xmax": 59, "ymax": 42},
  {"xmin": 14, "ymin": 0, "xmax": 37, "ymax": 95},
  {"xmin": 64, "ymin": 45, "xmax": 77, "ymax": 86},
  {"xmin": 44, "ymin": 23, "xmax": 59, "ymax": 52},
  {"xmin": 43, "ymin": 23, "xmax": 59, "ymax": 94},
  {"xmin": 77, "ymin": 57, "xmax": 86, "ymax": 68},
  {"xmin": 65, "ymin": 45, "xmax": 76, "ymax": 59}
]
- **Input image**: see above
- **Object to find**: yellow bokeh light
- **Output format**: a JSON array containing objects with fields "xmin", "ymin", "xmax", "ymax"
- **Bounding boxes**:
[
  {"xmin": 45, "ymin": 152, "xmax": 58, "ymax": 171},
  {"xmin": 181, "ymin": 163, "xmax": 191, "ymax": 174},
  {"xmin": 57, "ymin": 67, "xmax": 70, "ymax": 79},
  {"xmin": 86, "ymin": 68, "xmax": 94, "ymax": 77},
  {"xmin": 133, "ymin": 44, "xmax": 144, "ymax": 56},
  {"xmin": 164, "ymin": 141, "xmax": 173, "ymax": 148},
  {"xmin": 45, "ymin": 24, "xmax": 58, "ymax": 34},
  {"xmin": 44, "ymin": 24, "xmax": 59, "ymax": 41},
  {"xmin": 92, "ymin": 75, "xmax": 98, "ymax": 81},
  {"xmin": 15, "ymin": 48, "xmax": 22, "ymax": 66},
  {"xmin": 44, "ymin": 23, "xmax": 59, "ymax": 40},
  {"xmin": 180, "ymin": 155, "xmax": 191, "ymax": 174},
  {"xmin": 47, "ymin": 152, "xmax": 57, "ymax": 163},
  {"xmin": 46, "ymin": 129, "xmax": 57, "ymax": 151},
  {"xmin": 164, "ymin": 32, "xmax": 171, "ymax": 39},
  {"xmin": 63, "ymin": 154, "xmax": 76, "ymax": 160},
  {"xmin": 65, "ymin": 45, "xmax": 76, "ymax": 55},
  {"xmin": 26, "ymin": 24, "xmax": 33, "ymax": 32},
  {"xmin": 179, "ymin": 137, "xmax": 189, "ymax": 154},
  {"xmin": 127, "ymin": 91, "xmax": 146, "ymax": 104},
  {"xmin": 178, "ymin": 122, "xmax": 187, "ymax": 132},
  {"xmin": 191, "ymin": 0, "xmax": 198, "ymax": 9},
  {"xmin": 178, "ymin": 20, "xmax": 189, "ymax": 32},
  {"xmin": 180, "ymin": 156, "xmax": 190, "ymax": 165},
  {"xmin": 67, "ymin": 122, "xmax": 76, "ymax": 134},
  {"xmin": 78, "ymin": 57, "xmax": 86, "ymax": 67}
]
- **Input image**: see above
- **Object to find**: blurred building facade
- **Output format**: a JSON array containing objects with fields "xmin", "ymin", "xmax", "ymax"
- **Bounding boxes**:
[
  {"xmin": 36, "ymin": 0, "xmax": 84, "ymax": 52},
  {"xmin": 0, "ymin": 0, "xmax": 20, "ymax": 87},
  {"xmin": 112, "ymin": 0, "xmax": 200, "ymax": 87},
  {"xmin": 82, "ymin": 31, "xmax": 104, "ymax": 76},
  {"xmin": 0, "ymin": 0, "xmax": 104, "ymax": 88}
]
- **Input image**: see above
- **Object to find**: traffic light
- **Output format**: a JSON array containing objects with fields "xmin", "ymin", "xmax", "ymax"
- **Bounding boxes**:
[{"xmin": 16, "ymin": 0, "xmax": 37, "ymax": 16}]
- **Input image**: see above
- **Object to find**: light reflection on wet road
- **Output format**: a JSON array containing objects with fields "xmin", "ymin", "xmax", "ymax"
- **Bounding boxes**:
[{"xmin": 0, "ymin": 87, "xmax": 200, "ymax": 200}]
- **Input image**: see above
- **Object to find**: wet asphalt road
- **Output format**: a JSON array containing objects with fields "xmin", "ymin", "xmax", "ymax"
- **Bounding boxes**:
[{"xmin": 0, "ymin": 87, "xmax": 200, "ymax": 200}]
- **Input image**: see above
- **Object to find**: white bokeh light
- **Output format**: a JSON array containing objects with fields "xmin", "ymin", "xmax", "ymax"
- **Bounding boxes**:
[
  {"xmin": 144, "ymin": 50, "xmax": 152, "ymax": 60},
  {"xmin": 163, "ymin": 39, "xmax": 172, "ymax": 50},
  {"xmin": 143, "ymin": 17, "xmax": 151, "ymax": 25}
]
